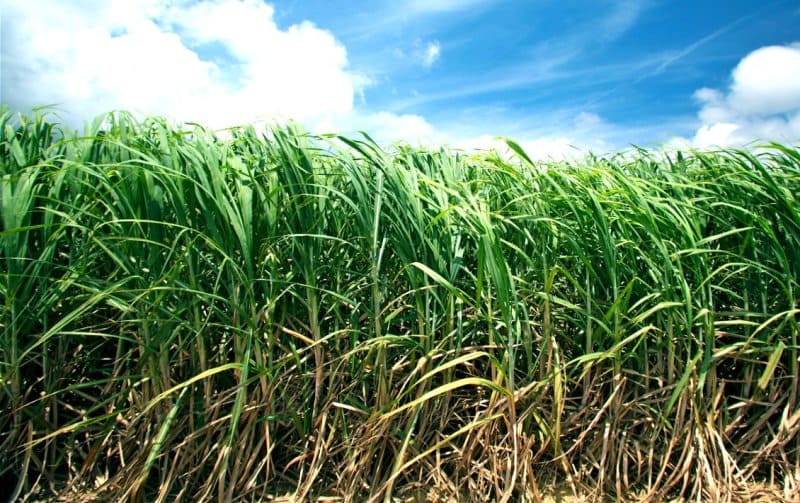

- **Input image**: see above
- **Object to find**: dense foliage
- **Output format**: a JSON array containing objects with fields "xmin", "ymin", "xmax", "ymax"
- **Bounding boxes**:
[{"xmin": 1, "ymin": 109, "xmax": 799, "ymax": 501}]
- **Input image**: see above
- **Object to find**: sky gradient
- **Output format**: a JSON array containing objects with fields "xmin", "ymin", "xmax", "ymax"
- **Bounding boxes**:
[{"xmin": 2, "ymin": 0, "xmax": 800, "ymax": 157}]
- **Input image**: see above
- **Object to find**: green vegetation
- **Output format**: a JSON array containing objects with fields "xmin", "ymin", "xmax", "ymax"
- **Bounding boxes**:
[{"xmin": 1, "ymin": 108, "xmax": 798, "ymax": 501}]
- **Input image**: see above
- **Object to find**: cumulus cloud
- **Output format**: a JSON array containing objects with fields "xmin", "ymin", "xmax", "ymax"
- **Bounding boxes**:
[
  {"xmin": 728, "ymin": 44, "xmax": 800, "ymax": 115},
  {"xmin": 0, "ymin": 0, "xmax": 366, "ymax": 130},
  {"xmin": 688, "ymin": 43, "xmax": 800, "ymax": 147}
]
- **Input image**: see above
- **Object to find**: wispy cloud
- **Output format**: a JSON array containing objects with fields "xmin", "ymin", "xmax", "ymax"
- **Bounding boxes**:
[
  {"xmin": 638, "ymin": 15, "xmax": 750, "ymax": 80},
  {"xmin": 385, "ymin": 53, "xmax": 664, "ymax": 112},
  {"xmin": 645, "ymin": 0, "xmax": 799, "ymax": 78},
  {"xmin": 404, "ymin": 0, "xmax": 489, "ymax": 15},
  {"xmin": 389, "ymin": 0, "xmax": 652, "ymax": 106},
  {"xmin": 598, "ymin": 0, "xmax": 649, "ymax": 42},
  {"xmin": 339, "ymin": 0, "xmax": 497, "ymax": 42},
  {"xmin": 386, "ymin": 71, "xmax": 558, "ymax": 111},
  {"xmin": 495, "ymin": 0, "xmax": 649, "ymax": 74},
  {"xmin": 342, "ymin": 0, "xmax": 651, "ymax": 107},
  {"xmin": 577, "ymin": 6, "xmax": 768, "ymax": 111}
]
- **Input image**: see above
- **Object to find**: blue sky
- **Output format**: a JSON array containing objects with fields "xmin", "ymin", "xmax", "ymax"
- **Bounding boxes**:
[{"xmin": 3, "ymin": 0, "xmax": 800, "ymax": 157}]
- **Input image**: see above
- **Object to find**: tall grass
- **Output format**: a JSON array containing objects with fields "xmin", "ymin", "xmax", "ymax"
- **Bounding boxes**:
[{"xmin": 1, "ymin": 108, "xmax": 798, "ymax": 501}]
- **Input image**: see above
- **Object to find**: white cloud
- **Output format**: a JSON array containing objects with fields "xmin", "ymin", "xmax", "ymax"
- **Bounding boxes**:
[
  {"xmin": 423, "ymin": 41, "xmax": 442, "ymax": 67},
  {"xmin": 327, "ymin": 108, "xmax": 616, "ymax": 161},
  {"xmin": 356, "ymin": 112, "xmax": 441, "ymax": 144},
  {"xmin": 728, "ymin": 44, "xmax": 800, "ymax": 115},
  {"xmin": 1, "ymin": 0, "xmax": 362, "ymax": 130},
  {"xmin": 693, "ymin": 123, "xmax": 742, "ymax": 147},
  {"xmin": 511, "ymin": 117, "xmax": 613, "ymax": 161},
  {"xmin": 392, "ymin": 40, "xmax": 442, "ymax": 68},
  {"xmin": 687, "ymin": 43, "xmax": 800, "ymax": 147},
  {"xmin": 447, "ymin": 112, "xmax": 614, "ymax": 161},
  {"xmin": 321, "ymin": 105, "xmax": 614, "ymax": 161}
]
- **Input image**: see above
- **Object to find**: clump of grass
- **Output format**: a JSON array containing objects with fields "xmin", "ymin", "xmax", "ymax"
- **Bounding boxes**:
[{"xmin": 1, "ymin": 107, "xmax": 799, "ymax": 501}]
